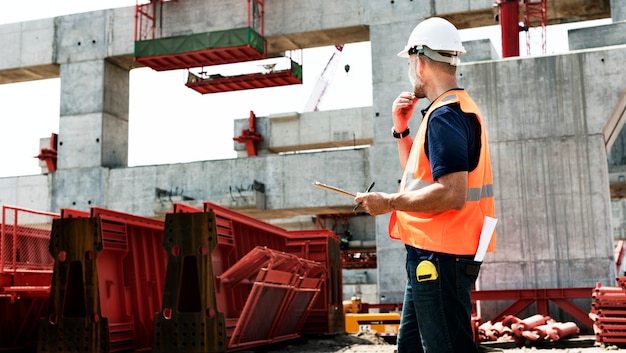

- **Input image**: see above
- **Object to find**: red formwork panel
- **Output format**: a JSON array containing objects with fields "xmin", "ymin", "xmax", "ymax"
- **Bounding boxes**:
[
  {"xmin": 201, "ymin": 202, "xmax": 344, "ymax": 336},
  {"xmin": 38, "ymin": 207, "xmax": 166, "ymax": 353},
  {"xmin": 152, "ymin": 202, "xmax": 341, "ymax": 353},
  {"xmin": 590, "ymin": 278, "xmax": 626, "ymax": 345},
  {"xmin": 222, "ymin": 246, "xmax": 325, "ymax": 350},
  {"xmin": 0, "ymin": 205, "xmax": 58, "ymax": 351},
  {"xmin": 285, "ymin": 230, "xmax": 344, "ymax": 335}
]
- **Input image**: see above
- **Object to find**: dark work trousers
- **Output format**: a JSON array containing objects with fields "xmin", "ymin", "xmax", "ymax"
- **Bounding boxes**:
[{"xmin": 397, "ymin": 252, "xmax": 481, "ymax": 353}]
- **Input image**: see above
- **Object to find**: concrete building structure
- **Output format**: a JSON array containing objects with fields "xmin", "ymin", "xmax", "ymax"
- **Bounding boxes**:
[{"xmin": 1, "ymin": 0, "xmax": 625, "ymax": 323}]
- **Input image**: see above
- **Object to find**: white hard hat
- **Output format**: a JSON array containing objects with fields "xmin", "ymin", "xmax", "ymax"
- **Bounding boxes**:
[{"xmin": 397, "ymin": 17, "xmax": 466, "ymax": 65}]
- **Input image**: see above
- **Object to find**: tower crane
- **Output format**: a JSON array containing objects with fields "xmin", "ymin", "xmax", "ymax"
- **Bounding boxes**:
[
  {"xmin": 495, "ymin": 0, "xmax": 547, "ymax": 57},
  {"xmin": 303, "ymin": 45, "xmax": 345, "ymax": 112}
]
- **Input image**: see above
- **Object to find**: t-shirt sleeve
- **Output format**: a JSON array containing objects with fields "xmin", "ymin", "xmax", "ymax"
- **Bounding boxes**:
[{"xmin": 426, "ymin": 105, "xmax": 472, "ymax": 180}]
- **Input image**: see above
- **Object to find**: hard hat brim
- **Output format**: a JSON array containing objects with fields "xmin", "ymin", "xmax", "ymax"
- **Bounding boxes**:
[{"xmin": 397, "ymin": 50, "xmax": 409, "ymax": 58}]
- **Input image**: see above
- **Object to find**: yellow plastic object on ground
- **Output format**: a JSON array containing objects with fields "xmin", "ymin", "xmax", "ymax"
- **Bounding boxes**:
[{"xmin": 344, "ymin": 313, "xmax": 401, "ymax": 337}]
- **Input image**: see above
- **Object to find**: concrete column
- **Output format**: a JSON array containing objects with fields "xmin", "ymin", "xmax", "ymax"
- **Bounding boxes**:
[
  {"xmin": 53, "ymin": 10, "xmax": 130, "ymax": 171},
  {"xmin": 369, "ymin": 17, "xmax": 431, "ymax": 304},
  {"xmin": 57, "ymin": 59, "xmax": 129, "ymax": 170},
  {"xmin": 612, "ymin": 0, "xmax": 626, "ymax": 22}
]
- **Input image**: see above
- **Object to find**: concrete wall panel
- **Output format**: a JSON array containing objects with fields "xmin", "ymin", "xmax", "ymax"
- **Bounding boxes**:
[
  {"xmin": 109, "ymin": 7, "xmax": 136, "ymax": 57},
  {"xmin": 266, "ymin": 0, "xmax": 365, "ymax": 35},
  {"xmin": 364, "ymin": 0, "xmax": 431, "ymax": 26},
  {"xmin": 57, "ymin": 113, "xmax": 104, "ymax": 169},
  {"xmin": 104, "ymin": 148, "xmax": 371, "ymax": 217},
  {"xmin": 20, "ymin": 20, "xmax": 56, "ymax": 67},
  {"xmin": 103, "ymin": 61, "xmax": 129, "ymax": 122},
  {"xmin": 0, "ymin": 23, "xmax": 22, "ymax": 69},
  {"xmin": 102, "ymin": 112, "xmax": 128, "ymax": 167},
  {"xmin": 458, "ymin": 49, "xmax": 623, "ymax": 291},
  {"xmin": 569, "ymin": 22, "xmax": 626, "ymax": 51},
  {"xmin": 162, "ymin": 0, "xmax": 248, "ymax": 36},
  {"xmin": 263, "ymin": 107, "xmax": 373, "ymax": 152},
  {"xmin": 60, "ymin": 61, "xmax": 104, "ymax": 115},
  {"xmin": 0, "ymin": 20, "xmax": 55, "ymax": 70},
  {"xmin": 55, "ymin": 12, "xmax": 110, "ymax": 64},
  {"xmin": 50, "ymin": 168, "xmax": 109, "ymax": 211},
  {"xmin": 613, "ymin": 2, "xmax": 626, "ymax": 22},
  {"xmin": 0, "ymin": 175, "xmax": 50, "ymax": 211}
]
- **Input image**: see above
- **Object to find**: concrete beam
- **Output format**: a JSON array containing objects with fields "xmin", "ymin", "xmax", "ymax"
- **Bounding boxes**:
[
  {"xmin": 273, "ymin": 108, "xmax": 372, "ymax": 153},
  {"xmin": 0, "ymin": 0, "xmax": 613, "ymax": 84},
  {"xmin": 569, "ymin": 22, "xmax": 626, "ymax": 51}
]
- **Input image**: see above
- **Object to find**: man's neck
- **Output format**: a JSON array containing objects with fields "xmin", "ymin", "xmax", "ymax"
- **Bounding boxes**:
[{"xmin": 427, "ymin": 78, "xmax": 459, "ymax": 102}]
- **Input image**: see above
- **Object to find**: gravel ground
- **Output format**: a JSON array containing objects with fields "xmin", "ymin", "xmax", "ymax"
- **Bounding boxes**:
[{"xmin": 251, "ymin": 332, "xmax": 624, "ymax": 353}]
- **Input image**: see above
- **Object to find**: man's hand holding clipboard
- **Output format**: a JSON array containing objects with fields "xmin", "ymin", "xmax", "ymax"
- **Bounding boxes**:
[{"xmin": 313, "ymin": 181, "xmax": 375, "ymax": 213}]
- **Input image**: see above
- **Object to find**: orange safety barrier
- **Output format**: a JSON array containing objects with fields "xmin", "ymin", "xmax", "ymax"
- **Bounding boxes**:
[
  {"xmin": 38, "ymin": 207, "xmax": 166, "ymax": 353},
  {"xmin": 0, "ymin": 205, "xmax": 58, "ymax": 350}
]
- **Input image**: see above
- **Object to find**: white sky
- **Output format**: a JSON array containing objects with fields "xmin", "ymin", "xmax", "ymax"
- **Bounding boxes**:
[{"xmin": 0, "ymin": 1, "xmax": 612, "ymax": 178}]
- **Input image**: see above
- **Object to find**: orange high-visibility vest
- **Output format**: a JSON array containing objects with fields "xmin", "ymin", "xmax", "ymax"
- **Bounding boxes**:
[{"xmin": 388, "ymin": 90, "xmax": 496, "ymax": 255}]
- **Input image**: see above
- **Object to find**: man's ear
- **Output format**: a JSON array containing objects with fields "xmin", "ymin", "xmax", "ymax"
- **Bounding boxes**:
[{"xmin": 417, "ymin": 55, "xmax": 426, "ymax": 75}]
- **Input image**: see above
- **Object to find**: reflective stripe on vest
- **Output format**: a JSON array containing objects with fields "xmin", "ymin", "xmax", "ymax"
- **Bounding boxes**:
[
  {"xmin": 389, "ymin": 90, "xmax": 496, "ymax": 256},
  {"xmin": 404, "ymin": 180, "xmax": 494, "ymax": 201}
]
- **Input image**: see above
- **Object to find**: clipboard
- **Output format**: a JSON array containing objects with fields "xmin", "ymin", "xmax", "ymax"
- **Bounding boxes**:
[{"xmin": 312, "ymin": 182, "xmax": 356, "ymax": 198}]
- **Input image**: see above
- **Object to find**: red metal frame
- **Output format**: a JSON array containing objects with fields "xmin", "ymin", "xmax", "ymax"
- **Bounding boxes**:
[
  {"xmin": 496, "ymin": 0, "xmax": 520, "ymax": 58},
  {"xmin": 205, "ymin": 201, "xmax": 343, "ymax": 335},
  {"xmin": 35, "ymin": 133, "xmax": 58, "ymax": 173},
  {"xmin": 233, "ymin": 111, "xmax": 264, "ymax": 157},
  {"xmin": 185, "ymin": 64, "xmax": 302, "ymax": 94},
  {"xmin": 523, "ymin": 0, "xmax": 547, "ymax": 56},
  {"xmin": 135, "ymin": 0, "xmax": 156, "ymax": 42},
  {"xmin": 135, "ymin": 0, "xmax": 180, "ymax": 42},
  {"xmin": 136, "ymin": 45, "xmax": 268, "ymax": 72},
  {"xmin": 220, "ymin": 246, "xmax": 325, "ymax": 349},
  {"xmin": 39, "ymin": 207, "xmax": 166, "ymax": 353},
  {"xmin": 248, "ymin": 0, "xmax": 264, "ymax": 37},
  {"xmin": 471, "ymin": 287, "xmax": 594, "ymax": 329},
  {"xmin": 153, "ymin": 202, "xmax": 342, "ymax": 351},
  {"xmin": 0, "ymin": 205, "xmax": 58, "ymax": 350},
  {"xmin": 1, "ymin": 205, "xmax": 58, "ymax": 277},
  {"xmin": 341, "ymin": 248, "xmax": 377, "ymax": 269}
]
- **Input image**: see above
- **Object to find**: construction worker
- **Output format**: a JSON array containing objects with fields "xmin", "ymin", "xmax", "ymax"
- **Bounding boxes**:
[{"xmin": 354, "ymin": 17, "xmax": 496, "ymax": 353}]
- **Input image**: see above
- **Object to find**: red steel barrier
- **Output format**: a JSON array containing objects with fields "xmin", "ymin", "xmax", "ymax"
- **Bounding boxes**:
[
  {"xmin": 0, "ymin": 205, "xmax": 58, "ymax": 350},
  {"xmin": 38, "ymin": 207, "xmax": 166, "ymax": 353},
  {"xmin": 471, "ymin": 287, "xmax": 594, "ymax": 330}
]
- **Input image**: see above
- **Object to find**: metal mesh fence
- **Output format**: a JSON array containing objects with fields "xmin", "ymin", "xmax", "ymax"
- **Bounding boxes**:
[{"xmin": 1, "ymin": 205, "xmax": 58, "ymax": 273}]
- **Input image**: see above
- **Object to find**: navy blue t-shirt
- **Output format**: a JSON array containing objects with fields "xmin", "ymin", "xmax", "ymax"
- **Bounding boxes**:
[{"xmin": 405, "ymin": 90, "xmax": 481, "ymax": 259}]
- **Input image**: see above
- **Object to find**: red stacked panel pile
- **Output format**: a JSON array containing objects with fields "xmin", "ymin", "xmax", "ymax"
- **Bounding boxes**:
[{"xmin": 589, "ymin": 277, "xmax": 626, "ymax": 345}]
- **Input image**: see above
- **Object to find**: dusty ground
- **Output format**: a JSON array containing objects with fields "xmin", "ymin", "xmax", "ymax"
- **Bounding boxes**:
[{"xmin": 251, "ymin": 332, "xmax": 625, "ymax": 353}]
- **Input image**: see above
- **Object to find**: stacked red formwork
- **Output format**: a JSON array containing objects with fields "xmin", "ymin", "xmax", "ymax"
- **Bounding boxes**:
[
  {"xmin": 38, "ymin": 207, "xmax": 167, "ymax": 353},
  {"xmin": 590, "ymin": 277, "xmax": 626, "ymax": 345},
  {"xmin": 152, "ymin": 202, "xmax": 342, "ymax": 353}
]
